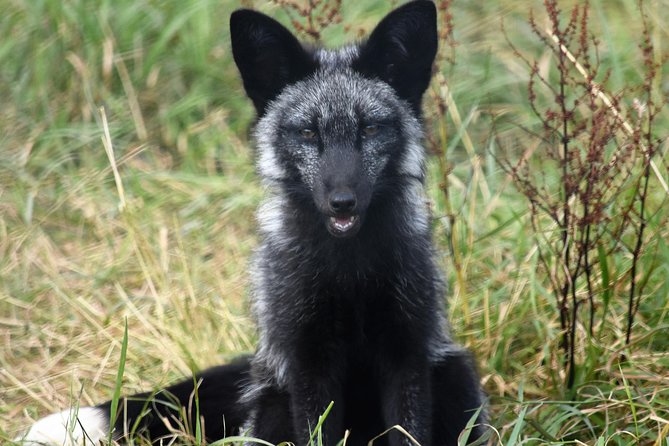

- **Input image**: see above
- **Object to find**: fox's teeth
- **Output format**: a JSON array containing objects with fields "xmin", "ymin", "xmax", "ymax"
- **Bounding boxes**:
[{"xmin": 331, "ymin": 215, "xmax": 357, "ymax": 231}]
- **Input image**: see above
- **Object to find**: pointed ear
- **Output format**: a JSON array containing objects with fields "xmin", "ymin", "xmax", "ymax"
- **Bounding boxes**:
[
  {"xmin": 353, "ymin": 1, "xmax": 438, "ymax": 114},
  {"xmin": 230, "ymin": 9, "xmax": 315, "ymax": 115}
]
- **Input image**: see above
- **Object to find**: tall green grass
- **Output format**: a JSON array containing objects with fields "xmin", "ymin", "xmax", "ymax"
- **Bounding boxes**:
[{"xmin": 1, "ymin": 0, "xmax": 668, "ymax": 444}]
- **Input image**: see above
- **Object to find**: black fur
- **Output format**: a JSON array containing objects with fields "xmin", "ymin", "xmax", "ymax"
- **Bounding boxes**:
[
  {"xmin": 106, "ymin": 357, "xmax": 252, "ymax": 441},
  {"xmin": 230, "ymin": 9, "xmax": 316, "ymax": 115},
  {"xmin": 353, "ymin": 0, "xmax": 438, "ymax": 115}
]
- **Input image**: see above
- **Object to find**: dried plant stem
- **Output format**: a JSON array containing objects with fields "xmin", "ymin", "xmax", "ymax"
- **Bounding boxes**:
[
  {"xmin": 100, "ymin": 106, "xmax": 127, "ymax": 212},
  {"xmin": 626, "ymin": 157, "xmax": 651, "ymax": 345}
]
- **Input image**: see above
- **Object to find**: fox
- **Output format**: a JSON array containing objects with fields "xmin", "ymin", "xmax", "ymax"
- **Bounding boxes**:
[{"xmin": 18, "ymin": 2, "xmax": 487, "ymax": 446}]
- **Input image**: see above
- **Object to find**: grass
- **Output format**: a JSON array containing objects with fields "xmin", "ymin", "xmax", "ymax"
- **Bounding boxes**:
[{"xmin": 1, "ymin": 0, "xmax": 668, "ymax": 444}]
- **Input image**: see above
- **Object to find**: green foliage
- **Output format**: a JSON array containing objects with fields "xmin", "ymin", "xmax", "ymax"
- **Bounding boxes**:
[
  {"xmin": 1, "ymin": 0, "xmax": 668, "ymax": 444},
  {"xmin": 108, "ymin": 319, "xmax": 128, "ymax": 444}
]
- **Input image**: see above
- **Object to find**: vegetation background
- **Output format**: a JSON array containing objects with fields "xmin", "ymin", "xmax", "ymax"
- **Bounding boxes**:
[{"xmin": 1, "ymin": 0, "xmax": 667, "ymax": 444}]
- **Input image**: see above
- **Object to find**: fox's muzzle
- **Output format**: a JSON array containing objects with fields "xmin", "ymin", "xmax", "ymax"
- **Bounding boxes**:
[
  {"xmin": 325, "ymin": 188, "xmax": 362, "ymax": 237},
  {"xmin": 329, "ymin": 189, "xmax": 357, "ymax": 214},
  {"xmin": 314, "ymin": 146, "xmax": 372, "ymax": 238}
]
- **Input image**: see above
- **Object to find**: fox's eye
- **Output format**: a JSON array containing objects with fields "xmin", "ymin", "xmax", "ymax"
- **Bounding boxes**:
[
  {"xmin": 362, "ymin": 124, "xmax": 380, "ymax": 137},
  {"xmin": 300, "ymin": 128, "xmax": 317, "ymax": 139}
]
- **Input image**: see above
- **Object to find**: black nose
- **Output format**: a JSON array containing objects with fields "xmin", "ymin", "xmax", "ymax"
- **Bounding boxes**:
[{"xmin": 329, "ymin": 190, "xmax": 357, "ymax": 214}]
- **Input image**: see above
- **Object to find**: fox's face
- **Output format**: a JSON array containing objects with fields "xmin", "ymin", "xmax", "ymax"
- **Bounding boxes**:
[
  {"xmin": 231, "ymin": 1, "xmax": 437, "ymax": 238},
  {"xmin": 255, "ymin": 70, "xmax": 425, "ymax": 237}
]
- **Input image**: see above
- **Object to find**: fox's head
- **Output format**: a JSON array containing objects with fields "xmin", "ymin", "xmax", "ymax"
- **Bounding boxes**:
[{"xmin": 230, "ymin": 1, "xmax": 437, "ymax": 239}]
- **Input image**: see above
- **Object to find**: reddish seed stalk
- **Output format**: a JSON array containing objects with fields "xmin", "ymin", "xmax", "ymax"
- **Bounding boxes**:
[{"xmin": 500, "ymin": 0, "xmax": 663, "ymax": 389}]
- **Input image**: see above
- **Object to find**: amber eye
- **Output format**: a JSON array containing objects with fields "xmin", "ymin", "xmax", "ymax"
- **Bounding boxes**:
[
  {"xmin": 300, "ymin": 128, "xmax": 317, "ymax": 138},
  {"xmin": 362, "ymin": 124, "xmax": 380, "ymax": 136}
]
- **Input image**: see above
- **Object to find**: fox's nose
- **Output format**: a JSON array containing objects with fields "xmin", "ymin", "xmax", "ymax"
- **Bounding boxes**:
[{"xmin": 329, "ymin": 190, "xmax": 357, "ymax": 214}]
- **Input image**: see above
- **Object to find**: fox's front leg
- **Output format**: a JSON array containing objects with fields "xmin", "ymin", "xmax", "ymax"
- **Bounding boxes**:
[
  {"xmin": 379, "ymin": 359, "xmax": 433, "ymax": 446},
  {"xmin": 290, "ymin": 379, "xmax": 344, "ymax": 446},
  {"xmin": 286, "ymin": 354, "xmax": 346, "ymax": 446}
]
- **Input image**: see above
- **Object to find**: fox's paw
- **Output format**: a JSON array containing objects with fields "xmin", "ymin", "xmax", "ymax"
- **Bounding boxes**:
[{"xmin": 15, "ymin": 407, "xmax": 109, "ymax": 446}]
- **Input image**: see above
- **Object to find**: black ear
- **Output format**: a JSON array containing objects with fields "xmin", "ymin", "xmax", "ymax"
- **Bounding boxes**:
[
  {"xmin": 230, "ymin": 9, "xmax": 316, "ymax": 115},
  {"xmin": 353, "ymin": 1, "xmax": 438, "ymax": 114}
]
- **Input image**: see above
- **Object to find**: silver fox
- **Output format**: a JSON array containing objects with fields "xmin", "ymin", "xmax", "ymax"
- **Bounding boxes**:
[{"xmin": 18, "ymin": 2, "xmax": 487, "ymax": 446}]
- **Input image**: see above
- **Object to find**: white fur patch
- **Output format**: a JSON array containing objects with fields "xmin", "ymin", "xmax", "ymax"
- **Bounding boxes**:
[
  {"xmin": 256, "ymin": 197, "xmax": 286, "ymax": 239},
  {"xmin": 400, "ymin": 140, "xmax": 425, "ymax": 177},
  {"xmin": 16, "ymin": 407, "xmax": 109, "ymax": 446},
  {"xmin": 398, "ymin": 113, "xmax": 425, "ymax": 177},
  {"xmin": 256, "ymin": 143, "xmax": 286, "ymax": 182},
  {"xmin": 401, "ymin": 181, "xmax": 429, "ymax": 234},
  {"xmin": 255, "ymin": 109, "xmax": 287, "ymax": 182}
]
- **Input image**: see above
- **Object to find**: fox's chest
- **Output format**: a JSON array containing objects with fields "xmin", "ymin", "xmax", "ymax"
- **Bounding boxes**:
[{"xmin": 312, "ymin": 280, "xmax": 409, "ymax": 347}]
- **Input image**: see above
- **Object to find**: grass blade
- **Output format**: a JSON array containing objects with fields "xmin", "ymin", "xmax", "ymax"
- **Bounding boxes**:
[{"xmin": 108, "ymin": 318, "xmax": 129, "ymax": 443}]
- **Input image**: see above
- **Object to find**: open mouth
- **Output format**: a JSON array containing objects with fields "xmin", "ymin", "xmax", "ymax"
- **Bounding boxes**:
[{"xmin": 327, "ymin": 215, "xmax": 361, "ymax": 237}]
